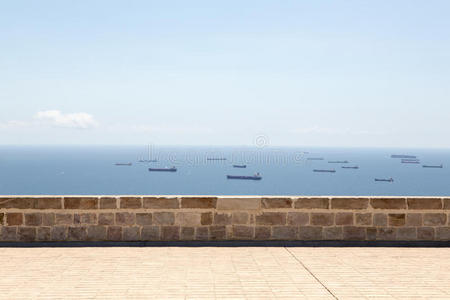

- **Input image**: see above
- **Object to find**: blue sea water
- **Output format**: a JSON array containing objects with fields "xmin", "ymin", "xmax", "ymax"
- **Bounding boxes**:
[{"xmin": 0, "ymin": 146, "xmax": 449, "ymax": 196}]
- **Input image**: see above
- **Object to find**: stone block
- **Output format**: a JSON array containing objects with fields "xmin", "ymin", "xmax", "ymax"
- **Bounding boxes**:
[
  {"xmin": 310, "ymin": 213, "xmax": 334, "ymax": 226},
  {"xmin": 335, "ymin": 212, "xmax": 354, "ymax": 225},
  {"xmin": 64, "ymin": 197, "xmax": 98, "ymax": 209},
  {"xmin": 42, "ymin": 213, "xmax": 55, "ymax": 226},
  {"xmin": 119, "ymin": 197, "xmax": 142, "ymax": 209},
  {"xmin": 343, "ymin": 226, "xmax": 366, "ymax": 240},
  {"xmin": 136, "ymin": 213, "xmax": 153, "ymax": 225},
  {"xmin": 255, "ymin": 227, "xmax": 271, "ymax": 240},
  {"xmin": 51, "ymin": 226, "xmax": 68, "ymax": 241},
  {"xmin": 370, "ymin": 198, "xmax": 406, "ymax": 209},
  {"xmin": 37, "ymin": 227, "xmax": 51, "ymax": 241},
  {"xmin": 123, "ymin": 226, "xmax": 140, "ymax": 241},
  {"xmin": 6, "ymin": 213, "xmax": 23, "ymax": 226},
  {"xmin": 232, "ymin": 225, "xmax": 254, "ymax": 239},
  {"xmin": 0, "ymin": 213, "xmax": 3, "ymax": 225},
  {"xmin": 331, "ymin": 198, "xmax": 369, "ymax": 209},
  {"xmin": 55, "ymin": 213, "xmax": 73, "ymax": 225},
  {"xmin": 1, "ymin": 227, "xmax": 17, "ymax": 241},
  {"xmin": 213, "ymin": 213, "xmax": 232, "ymax": 225},
  {"xmin": 87, "ymin": 226, "xmax": 107, "ymax": 241},
  {"xmin": 175, "ymin": 212, "xmax": 201, "ymax": 226},
  {"xmin": 417, "ymin": 227, "xmax": 434, "ymax": 240},
  {"xmin": 180, "ymin": 227, "xmax": 195, "ymax": 240},
  {"xmin": 406, "ymin": 213, "xmax": 422, "ymax": 226},
  {"xmin": 436, "ymin": 227, "xmax": 450, "ymax": 240},
  {"xmin": 210, "ymin": 226, "xmax": 226, "ymax": 240},
  {"xmin": 107, "ymin": 226, "xmax": 122, "ymax": 240},
  {"xmin": 232, "ymin": 212, "xmax": 249, "ymax": 224},
  {"xmin": 397, "ymin": 227, "xmax": 417, "ymax": 240},
  {"xmin": 366, "ymin": 227, "xmax": 377, "ymax": 240},
  {"xmin": 143, "ymin": 197, "xmax": 179, "ymax": 209},
  {"xmin": 161, "ymin": 226, "xmax": 180, "ymax": 240},
  {"xmin": 299, "ymin": 226, "xmax": 323, "ymax": 240},
  {"xmin": 153, "ymin": 212, "xmax": 175, "ymax": 225},
  {"xmin": 141, "ymin": 226, "xmax": 160, "ymax": 240},
  {"xmin": 181, "ymin": 197, "xmax": 217, "ymax": 209},
  {"xmin": 98, "ymin": 213, "xmax": 114, "ymax": 225},
  {"xmin": 216, "ymin": 197, "xmax": 259, "ymax": 210},
  {"xmin": 200, "ymin": 212, "xmax": 212, "ymax": 225},
  {"xmin": 24, "ymin": 213, "xmax": 43, "ymax": 226},
  {"xmin": 323, "ymin": 227, "xmax": 343, "ymax": 240},
  {"xmin": 18, "ymin": 227, "xmax": 36, "ymax": 241},
  {"xmin": 377, "ymin": 228, "xmax": 397, "ymax": 240},
  {"xmin": 74, "ymin": 213, "xmax": 97, "ymax": 225},
  {"xmin": 294, "ymin": 197, "xmax": 329, "ymax": 209},
  {"xmin": 68, "ymin": 227, "xmax": 87, "ymax": 241},
  {"xmin": 444, "ymin": 198, "xmax": 450, "ymax": 209},
  {"xmin": 99, "ymin": 197, "xmax": 117, "ymax": 209},
  {"xmin": 287, "ymin": 212, "xmax": 309, "ymax": 225},
  {"xmin": 115, "ymin": 212, "xmax": 135, "ymax": 225},
  {"xmin": 0, "ymin": 197, "xmax": 35, "ymax": 209},
  {"xmin": 255, "ymin": 212, "xmax": 286, "ymax": 225},
  {"xmin": 272, "ymin": 226, "xmax": 297, "ymax": 240},
  {"xmin": 388, "ymin": 214, "xmax": 406, "ymax": 227},
  {"xmin": 36, "ymin": 198, "xmax": 62, "ymax": 209},
  {"xmin": 407, "ymin": 198, "xmax": 442, "ymax": 210},
  {"xmin": 261, "ymin": 198, "xmax": 292, "ymax": 209},
  {"xmin": 423, "ymin": 213, "xmax": 447, "ymax": 226},
  {"xmin": 195, "ymin": 227, "xmax": 209, "ymax": 240}
]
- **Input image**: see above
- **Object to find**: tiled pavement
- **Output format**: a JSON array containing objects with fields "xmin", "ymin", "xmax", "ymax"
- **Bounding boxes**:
[{"xmin": 0, "ymin": 247, "xmax": 449, "ymax": 299}]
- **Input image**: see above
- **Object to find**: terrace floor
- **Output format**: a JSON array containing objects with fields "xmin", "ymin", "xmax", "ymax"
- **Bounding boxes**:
[{"xmin": 0, "ymin": 246, "xmax": 449, "ymax": 299}]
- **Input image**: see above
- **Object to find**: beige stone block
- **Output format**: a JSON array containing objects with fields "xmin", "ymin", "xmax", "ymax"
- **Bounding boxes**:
[
  {"xmin": 294, "ymin": 197, "xmax": 329, "ymax": 209},
  {"xmin": 143, "ymin": 197, "xmax": 178, "ymax": 209},
  {"xmin": 343, "ymin": 226, "xmax": 366, "ymax": 240},
  {"xmin": 216, "ymin": 197, "xmax": 260, "ymax": 210},
  {"xmin": 336, "ymin": 212, "xmax": 354, "ymax": 225},
  {"xmin": 261, "ymin": 198, "xmax": 292, "ymax": 208},
  {"xmin": 299, "ymin": 226, "xmax": 323, "ymax": 240},
  {"xmin": 153, "ymin": 212, "xmax": 175, "ymax": 225},
  {"xmin": 407, "ymin": 198, "xmax": 442, "ymax": 209},
  {"xmin": 176, "ymin": 212, "xmax": 201, "ymax": 226},
  {"xmin": 388, "ymin": 214, "xmax": 406, "ymax": 226},
  {"xmin": 423, "ymin": 213, "xmax": 447, "ymax": 226},
  {"xmin": 232, "ymin": 212, "xmax": 249, "ymax": 224},
  {"xmin": 331, "ymin": 198, "xmax": 369, "ymax": 209},
  {"xmin": 310, "ymin": 213, "xmax": 334, "ymax": 226},
  {"xmin": 141, "ymin": 226, "xmax": 160, "ymax": 240},
  {"xmin": 255, "ymin": 212, "xmax": 286, "ymax": 225},
  {"xmin": 272, "ymin": 226, "xmax": 297, "ymax": 240},
  {"xmin": 355, "ymin": 213, "xmax": 372, "ymax": 226},
  {"xmin": 287, "ymin": 212, "xmax": 309, "ymax": 225}
]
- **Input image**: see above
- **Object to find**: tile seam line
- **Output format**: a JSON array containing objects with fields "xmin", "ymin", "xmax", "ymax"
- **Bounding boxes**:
[{"xmin": 284, "ymin": 246, "xmax": 338, "ymax": 300}]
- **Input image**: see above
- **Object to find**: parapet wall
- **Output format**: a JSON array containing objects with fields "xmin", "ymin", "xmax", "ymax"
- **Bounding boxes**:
[{"xmin": 1, "ymin": 196, "xmax": 449, "ymax": 242}]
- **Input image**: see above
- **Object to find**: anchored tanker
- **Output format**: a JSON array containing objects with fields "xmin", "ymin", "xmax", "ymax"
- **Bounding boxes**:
[
  {"xmin": 115, "ymin": 163, "xmax": 132, "ymax": 166},
  {"xmin": 232, "ymin": 164, "xmax": 247, "ymax": 168},
  {"xmin": 313, "ymin": 169, "xmax": 336, "ymax": 173},
  {"xmin": 148, "ymin": 167, "xmax": 177, "ymax": 172},
  {"xmin": 423, "ymin": 164, "xmax": 443, "ymax": 168},
  {"xmin": 391, "ymin": 155, "xmax": 416, "ymax": 159},
  {"xmin": 328, "ymin": 160, "xmax": 349, "ymax": 164},
  {"xmin": 375, "ymin": 178, "xmax": 394, "ymax": 182},
  {"xmin": 227, "ymin": 173, "xmax": 261, "ymax": 180},
  {"xmin": 342, "ymin": 166, "xmax": 359, "ymax": 169}
]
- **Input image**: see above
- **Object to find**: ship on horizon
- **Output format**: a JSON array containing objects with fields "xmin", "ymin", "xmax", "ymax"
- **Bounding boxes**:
[
  {"xmin": 391, "ymin": 154, "xmax": 417, "ymax": 159},
  {"xmin": 227, "ymin": 173, "xmax": 261, "ymax": 180},
  {"xmin": 207, "ymin": 158, "xmax": 227, "ymax": 161},
  {"xmin": 342, "ymin": 166, "xmax": 359, "ymax": 169},
  {"xmin": 148, "ymin": 166, "xmax": 177, "ymax": 172},
  {"xmin": 232, "ymin": 164, "xmax": 247, "ymax": 168},
  {"xmin": 313, "ymin": 169, "xmax": 336, "ymax": 173},
  {"xmin": 375, "ymin": 178, "xmax": 394, "ymax": 182},
  {"xmin": 423, "ymin": 164, "xmax": 443, "ymax": 168},
  {"xmin": 115, "ymin": 163, "xmax": 132, "ymax": 166},
  {"xmin": 328, "ymin": 160, "xmax": 349, "ymax": 164}
]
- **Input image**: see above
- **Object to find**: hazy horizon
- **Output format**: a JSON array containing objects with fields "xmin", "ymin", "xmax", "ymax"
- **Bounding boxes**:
[{"xmin": 1, "ymin": 1, "xmax": 450, "ymax": 147}]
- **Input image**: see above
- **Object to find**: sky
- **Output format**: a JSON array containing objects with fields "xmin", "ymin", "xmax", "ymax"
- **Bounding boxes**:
[{"xmin": 1, "ymin": 0, "xmax": 450, "ymax": 148}]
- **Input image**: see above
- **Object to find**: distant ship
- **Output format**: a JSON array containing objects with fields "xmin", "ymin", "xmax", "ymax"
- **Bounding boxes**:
[
  {"xmin": 328, "ymin": 160, "xmax": 349, "ymax": 164},
  {"xmin": 313, "ymin": 169, "xmax": 336, "ymax": 173},
  {"xmin": 401, "ymin": 159, "xmax": 420, "ymax": 164},
  {"xmin": 227, "ymin": 173, "xmax": 261, "ymax": 180},
  {"xmin": 207, "ymin": 158, "xmax": 227, "ymax": 161},
  {"xmin": 307, "ymin": 158, "xmax": 324, "ymax": 161},
  {"xmin": 148, "ymin": 167, "xmax": 177, "ymax": 172},
  {"xmin": 342, "ymin": 166, "xmax": 359, "ymax": 169},
  {"xmin": 391, "ymin": 155, "xmax": 416, "ymax": 159},
  {"xmin": 232, "ymin": 164, "xmax": 247, "ymax": 168},
  {"xmin": 375, "ymin": 178, "xmax": 394, "ymax": 182},
  {"xmin": 115, "ymin": 163, "xmax": 132, "ymax": 166},
  {"xmin": 423, "ymin": 164, "xmax": 443, "ymax": 168}
]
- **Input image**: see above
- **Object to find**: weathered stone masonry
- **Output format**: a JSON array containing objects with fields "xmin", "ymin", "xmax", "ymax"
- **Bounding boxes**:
[{"xmin": 0, "ymin": 196, "xmax": 449, "ymax": 242}]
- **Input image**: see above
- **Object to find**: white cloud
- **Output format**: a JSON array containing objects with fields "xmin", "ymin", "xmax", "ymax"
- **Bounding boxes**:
[{"xmin": 35, "ymin": 110, "xmax": 98, "ymax": 129}]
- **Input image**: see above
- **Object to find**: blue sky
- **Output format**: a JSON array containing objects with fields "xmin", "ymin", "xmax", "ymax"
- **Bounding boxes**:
[{"xmin": 1, "ymin": 1, "xmax": 449, "ymax": 147}]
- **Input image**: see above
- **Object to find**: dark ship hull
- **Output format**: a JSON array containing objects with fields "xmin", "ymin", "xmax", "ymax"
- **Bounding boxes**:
[
  {"xmin": 148, "ymin": 167, "xmax": 177, "ymax": 172},
  {"xmin": 227, "ymin": 175, "xmax": 261, "ymax": 180}
]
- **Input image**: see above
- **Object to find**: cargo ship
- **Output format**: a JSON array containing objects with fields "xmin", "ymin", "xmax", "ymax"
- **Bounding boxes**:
[
  {"xmin": 342, "ymin": 166, "xmax": 359, "ymax": 169},
  {"xmin": 391, "ymin": 155, "xmax": 416, "ymax": 159},
  {"xmin": 313, "ymin": 169, "xmax": 336, "ymax": 173},
  {"xmin": 148, "ymin": 167, "xmax": 177, "ymax": 172},
  {"xmin": 207, "ymin": 158, "xmax": 227, "ymax": 161},
  {"xmin": 232, "ymin": 164, "xmax": 247, "ymax": 168},
  {"xmin": 227, "ymin": 173, "xmax": 261, "ymax": 180},
  {"xmin": 115, "ymin": 163, "xmax": 132, "ymax": 166},
  {"xmin": 401, "ymin": 159, "xmax": 420, "ymax": 164},
  {"xmin": 328, "ymin": 160, "xmax": 349, "ymax": 164},
  {"xmin": 423, "ymin": 164, "xmax": 443, "ymax": 168},
  {"xmin": 375, "ymin": 178, "xmax": 394, "ymax": 182}
]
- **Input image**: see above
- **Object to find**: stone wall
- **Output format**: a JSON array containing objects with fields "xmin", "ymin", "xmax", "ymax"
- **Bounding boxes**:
[{"xmin": 0, "ymin": 196, "xmax": 449, "ymax": 242}]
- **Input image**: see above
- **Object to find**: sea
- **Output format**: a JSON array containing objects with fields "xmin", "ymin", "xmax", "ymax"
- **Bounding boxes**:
[{"xmin": 0, "ymin": 146, "xmax": 449, "ymax": 196}]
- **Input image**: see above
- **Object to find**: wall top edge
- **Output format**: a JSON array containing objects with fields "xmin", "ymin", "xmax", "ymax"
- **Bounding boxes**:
[{"xmin": 0, "ymin": 195, "xmax": 448, "ymax": 198}]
